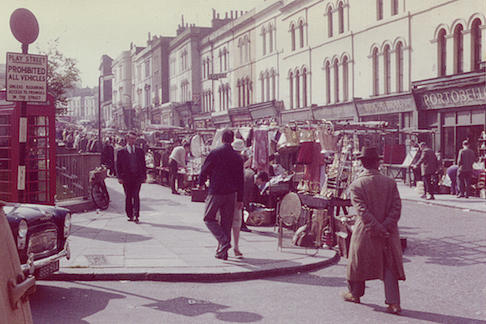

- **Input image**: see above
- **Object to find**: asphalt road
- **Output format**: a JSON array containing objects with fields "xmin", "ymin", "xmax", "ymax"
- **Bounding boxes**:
[{"xmin": 30, "ymin": 200, "xmax": 486, "ymax": 324}]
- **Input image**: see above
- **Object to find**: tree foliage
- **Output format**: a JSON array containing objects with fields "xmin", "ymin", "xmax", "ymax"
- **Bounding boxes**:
[{"xmin": 38, "ymin": 39, "xmax": 80, "ymax": 114}]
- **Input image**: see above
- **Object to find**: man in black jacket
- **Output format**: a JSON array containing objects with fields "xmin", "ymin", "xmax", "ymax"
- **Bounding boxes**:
[
  {"xmin": 116, "ymin": 131, "xmax": 147, "ymax": 223},
  {"xmin": 199, "ymin": 129, "xmax": 244, "ymax": 260}
]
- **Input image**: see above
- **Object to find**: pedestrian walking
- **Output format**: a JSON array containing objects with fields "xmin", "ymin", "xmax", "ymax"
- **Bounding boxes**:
[
  {"xmin": 168, "ymin": 141, "xmax": 190, "ymax": 194},
  {"xmin": 412, "ymin": 142, "xmax": 438, "ymax": 200},
  {"xmin": 116, "ymin": 131, "xmax": 147, "ymax": 223},
  {"xmin": 342, "ymin": 146, "xmax": 405, "ymax": 315},
  {"xmin": 199, "ymin": 129, "xmax": 244, "ymax": 260},
  {"xmin": 457, "ymin": 140, "xmax": 476, "ymax": 198}
]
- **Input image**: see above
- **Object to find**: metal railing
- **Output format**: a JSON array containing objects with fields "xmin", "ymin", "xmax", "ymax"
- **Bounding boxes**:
[{"xmin": 56, "ymin": 153, "xmax": 101, "ymax": 201}]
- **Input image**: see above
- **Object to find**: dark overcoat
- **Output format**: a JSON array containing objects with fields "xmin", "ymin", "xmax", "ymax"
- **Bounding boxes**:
[
  {"xmin": 415, "ymin": 148, "xmax": 438, "ymax": 176},
  {"xmin": 347, "ymin": 169, "xmax": 406, "ymax": 282}
]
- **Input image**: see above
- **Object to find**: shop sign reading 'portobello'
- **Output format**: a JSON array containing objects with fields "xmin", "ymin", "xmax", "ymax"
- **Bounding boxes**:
[
  {"xmin": 355, "ymin": 94, "xmax": 416, "ymax": 116},
  {"xmin": 416, "ymin": 84, "xmax": 486, "ymax": 110}
]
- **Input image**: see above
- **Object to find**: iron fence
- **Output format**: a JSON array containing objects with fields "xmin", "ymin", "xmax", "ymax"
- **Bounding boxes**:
[{"xmin": 56, "ymin": 153, "xmax": 100, "ymax": 201}]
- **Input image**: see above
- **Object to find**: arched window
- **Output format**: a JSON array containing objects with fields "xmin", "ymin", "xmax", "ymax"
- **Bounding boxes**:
[
  {"xmin": 261, "ymin": 74, "xmax": 265, "ymax": 102},
  {"xmin": 246, "ymin": 78, "xmax": 251, "ymax": 106},
  {"xmin": 471, "ymin": 19, "xmax": 483, "ymax": 71},
  {"xmin": 262, "ymin": 27, "xmax": 267, "ymax": 55},
  {"xmin": 325, "ymin": 61, "xmax": 331, "ymax": 104},
  {"xmin": 223, "ymin": 48, "xmax": 228, "ymax": 71},
  {"xmin": 383, "ymin": 45, "xmax": 391, "ymax": 94},
  {"xmin": 237, "ymin": 80, "xmax": 242, "ymax": 107},
  {"xmin": 377, "ymin": 0, "xmax": 383, "ymax": 20},
  {"xmin": 271, "ymin": 71, "xmax": 276, "ymax": 100},
  {"xmin": 342, "ymin": 56, "xmax": 349, "ymax": 101},
  {"xmin": 454, "ymin": 24, "xmax": 464, "ymax": 73},
  {"xmin": 244, "ymin": 36, "xmax": 250, "ymax": 63},
  {"xmin": 295, "ymin": 70, "xmax": 300, "ymax": 108},
  {"xmin": 396, "ymin": 42, "xmax": 404, "ymax": 92},
  {"xmin": 391, "ymin": 0, "xmax": 399, "ymax": 15},
  {"xmin": 338, "ymin": 2, "xmax": 344, "ymax": 34},
  {"xmin": 269, "ymin": 24, "xmax": 274, "ymax": 53},
  {"xmin": 266, "ymin": 73, "xmax": 270, "ymax": 101},
  {"xmin": 289, "ymin": 72, "xmax": 294, "ymax": 109},
  {"xmin": 437, "ymin": 29, "xmax": 447, "ymax": 76},
  {"xmin": 333, "ymin": 59, "xmax": 339, "ymax": 103},
  {"xmin": 219, "ymin": 50, "xmax": 222, "ymax": 72},
  {"xmin": 372, "ymin": 47, "xmax": 379, "ymax": 95},
  {"xmin": 299, "ymin": 20, "xmax": 305, "ymax": 48},
  {"xmin": 239, "ymin": 39, "xmax": 243, "ymax": 65},
  {"xmin": 327, "ymin": 7, "xmax": 333, "ymax": 38},
  {"xmin": 291, "ymin": 24, "xmax": 296, "ymax": 51},
  {"xmin": 302, "ymin": 68, "xmax": 308, "ymax": 107}
]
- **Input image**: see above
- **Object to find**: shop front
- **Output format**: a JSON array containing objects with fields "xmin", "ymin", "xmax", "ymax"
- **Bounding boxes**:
[
  {"xmin": 211, "ymin": 111, "xmax": 231, "ymax": 129},
  {"xmin": 248, "ymin": 100, "xmax": 282, "ymax": 125},
  {"xmin": 413, "ymin": 72, "xmax": 486, "ymax": 164},
  {"xmin": 312, "ymin": 102, "xmax": 358, "ymax": 122},
  {"xmin": 192, "ymin": 112, "xmax": 213, "ymax": 130},
  {"xmin": 280, "ymin": 107, "xmax": 311, "ymax": 125},
  {"xmin": 228, "ymin": 106, "xmax": 252, "ymax": 127},
  {"xmin": 174, "ymin": 102, "xmax": 194, "ymax": 129}
]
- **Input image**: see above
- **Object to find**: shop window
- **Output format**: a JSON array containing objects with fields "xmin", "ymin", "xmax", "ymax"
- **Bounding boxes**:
[
  {"xmin": 377, "ymin": 0, "xmax": 383, "ymax": 20},
  {"xmin": 453, "ymin": 24, "xmax": 464, "ymax": 74},
  {"xmin": 471, "ymin": 19, "xmax": 482, "ymax": 71},
  {"xmin": 289, "ymin": 72, "xmax": 294, "ymax": 109},
  {"xmin": 325, "ymin": 61, "xmax": 331, "ymax": 104},
  {"xmin": 299, "ymin": 20, "xmax": 305, "ymax": 48},
  {"xmin": 384, "ymin": 45, "xmax": 391, "ymax": 94},
  {"xmin": 391, "ymin": 0, "xmax": 398, "ymax": 16},
  {"xmin": 302, "ymin": 68, "xmax": 308, "ymax": 107},
  {"xmin": 437, "ymin": 29, "xmax": 447, "ymax": 76},
  {"xmin": 295, "ymin": 70, "xmax": 300, "ymax": 108},
  {"xmin": 291, "ymin": 24, "xmax": 296, "ymax": 51},
  {"xmin": 327, "ymin": 7, "xmax": 333, "ymax": 38},
  {"xmin": 402, "ymin": 112, "xmax": 412, "ymax": 129},
  {"xmin": 372, "ymin": 47, "xmax": 379, "ymax": 96},
  {"xmin": 342, "ymin": 56, "xmax": 349, "ymax": 101},
  {"xmin": 396, "ymin": 42, "xmax": 404, "ymax": 92},
  {"xmin": 333, "ymin": 59, "xmax": 339, "ymax": 103},
  {"xmin": 442, "ymin": 127, "xmax": 455, "ymax": 160},
  {"xmin": 338, "ymin": 2, "xmax": 344, "ymax": 34}
]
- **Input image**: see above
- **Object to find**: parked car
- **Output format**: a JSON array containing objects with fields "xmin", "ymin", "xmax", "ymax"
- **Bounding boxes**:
[
  {"xmin": 1, "ymin": 201, "xmax": 34, "ymax": 324},
  {"xmin": 5, "ymin": 203, "xmax": 71, "ymax": 279}
]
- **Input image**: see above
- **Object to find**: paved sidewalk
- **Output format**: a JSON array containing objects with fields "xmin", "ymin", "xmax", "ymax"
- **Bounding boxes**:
[
  {"xmin": 397, "ymin": 182, "xmax": 486, "ymax": 214},
  {"xmin": 52, "ymin": 178, "xmax": 338, "ymax": 282}
]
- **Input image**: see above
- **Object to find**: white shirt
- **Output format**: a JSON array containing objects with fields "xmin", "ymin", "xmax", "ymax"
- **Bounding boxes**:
[{"xmin": 169, "ymin": 146, "xmax": 187, "ymax": 167}]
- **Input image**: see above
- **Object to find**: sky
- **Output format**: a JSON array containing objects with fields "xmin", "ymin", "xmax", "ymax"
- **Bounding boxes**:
[{"xmin": 1, "ymin": 0, "xmax": 264, "ymax": 88}]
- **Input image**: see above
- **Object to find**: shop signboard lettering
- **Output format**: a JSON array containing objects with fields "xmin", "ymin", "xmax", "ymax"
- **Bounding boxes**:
[
  {"xmin": 356, "ymin": 95, "xmax": 415, "ymax": 116},
  {"xmin": 418, "ymin": 84, "xmax": 486, "ymax": 109},
  {"xmin": 6, "ymin": 52, "xmax": 48, "ymax": 102},
  {"xmin": 313, "ymin": 103, "xmax": 356, "ymax": 120}
]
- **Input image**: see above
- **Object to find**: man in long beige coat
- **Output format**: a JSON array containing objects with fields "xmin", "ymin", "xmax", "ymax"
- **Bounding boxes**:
[{"xmin": 342, "ymin": 146, "xmax": 405, "ymax": 315}]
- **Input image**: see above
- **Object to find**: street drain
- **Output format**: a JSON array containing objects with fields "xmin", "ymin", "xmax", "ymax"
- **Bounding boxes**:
[{"xmin": 85, "ymin": 255, "xmax": 108, "ymax": 266}]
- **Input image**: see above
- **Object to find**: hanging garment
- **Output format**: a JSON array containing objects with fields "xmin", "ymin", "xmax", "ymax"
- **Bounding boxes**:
[
  {"xmin": 318, "ymin": 129, "xmax": 339, "ymax": 153},
  {"xmin": 210, "ymin": 128, "xmax": 224, "ymax": 150},
  {"xmin": 252, "ymin": 129, "xmax": 269, "ymax": 173},
  {"xmin": 303, "ymin": 142, "xmax": 323, "ymax": 183},
  {"xmin": 297, "ymin": 142, "xmax": 314, "ymax": 164}
]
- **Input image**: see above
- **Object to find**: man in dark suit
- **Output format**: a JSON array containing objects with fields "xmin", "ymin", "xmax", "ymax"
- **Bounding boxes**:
[
  {"xmin": 413, "ymin": 142, "xmax": 438, "ymax": 200},
  {"xmin": 199, "ymin": 129, "xmax": 244, "ymax": 260},
  {"xmin": 457, "ymin": 140, "xmax": 476, "ymax": 198},
  {"xmin": 116, "ymin": 131, "xmax": 147, "ymax": 223}
]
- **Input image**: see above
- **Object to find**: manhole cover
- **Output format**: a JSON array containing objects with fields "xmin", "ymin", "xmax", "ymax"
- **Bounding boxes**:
[{"xmin": 85, "ymin": 255, "xmax": 108, "ymax": 266}]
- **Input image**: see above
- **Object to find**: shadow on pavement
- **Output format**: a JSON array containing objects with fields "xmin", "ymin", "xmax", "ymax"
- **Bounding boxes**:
[
  {"xmin": 266, "ymin": 273, "xmax": 347, "ymax": 288},
  {"xmin": 30, "ymin": 284, "xmax": 125, "ymax": 324},
  {"xmin": 71, "ymin": 224, "xmax": 152, "ymax": 243},
  {"xmin": 365, "ymin": 303, "xmax": 486, "ymax": 323},
  {"xmin": 141, "ymin": 221, "xmax": 207, "ymax": 233},
  {"xmin": 404, "ymin": 235, "xmax": 486, "ymax": 266}
]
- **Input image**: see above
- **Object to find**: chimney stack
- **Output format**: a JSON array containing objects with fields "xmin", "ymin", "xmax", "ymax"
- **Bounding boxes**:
[{"xmin": 231, "ymin": 10, "xmax": 234, "ymax": 19}]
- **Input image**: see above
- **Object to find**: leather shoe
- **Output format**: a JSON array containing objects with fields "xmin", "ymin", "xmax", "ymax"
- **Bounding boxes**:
[
  {"xmin": 134, "ymin": 218, "xmax": 140, "ymax": 224},
  {"xmin": 426, "ymin": 195, "xmax": 435, "ymax": 200},
  {"xmin": 217, "ymin": 242, "xmax": 231, "ymax": 255},
  {"xmin": 215, "ymin": 251, "xmax": 228, "ymax": 260},
  {"xmin": 127, "ymin": 217, "xmax": 134, "ymax": 222},
  {"xmin": 341, "ymin": 291, "xmax": 360, "ymax": 304},
  {"xmin": 240, "ymin": 226, "xmax": 252, "ymax": 232},
  {"xmin": 419, "ymin": 194, "xmax": 426, "ymax": 199},
  {"xmin": 386, "ymin": 304, "xmax": 401, "ymax": 315}
]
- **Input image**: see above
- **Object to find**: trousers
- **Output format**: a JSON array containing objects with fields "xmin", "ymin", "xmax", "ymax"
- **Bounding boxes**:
[
  {"xmin": 347, "ymin": 264, "xmax": 400, "ymax": 305},
  {"xmin": 458, "ymin": 170, "xmax": 472, "ymax": 197},
  {"xmin": 122, "ymin": 179, "xmax": 142, "ymax": 219},
  {"xmin": 169, "ymin": 159, "xmax": 179, "ymax": 193},
  {"xmin": 203, "ymin": 193, "xmax": 235, "ymax": 249}
]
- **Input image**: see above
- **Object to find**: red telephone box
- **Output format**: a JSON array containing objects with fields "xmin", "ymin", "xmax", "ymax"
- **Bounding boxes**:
[{"xmin": 0, "ymin": 90, "xmax": 56, "ymax": 205}]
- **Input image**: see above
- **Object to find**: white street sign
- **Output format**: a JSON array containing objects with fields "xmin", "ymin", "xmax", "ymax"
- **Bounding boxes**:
[{"xmin": 6, "ymin": 52, "xmax": 48, "ymax": 102}]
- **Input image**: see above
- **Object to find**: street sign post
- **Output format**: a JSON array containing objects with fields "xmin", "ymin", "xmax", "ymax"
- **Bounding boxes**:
[{"xmin": 6, "ymin": 52, "xmax": 47, "ymax": 102}]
